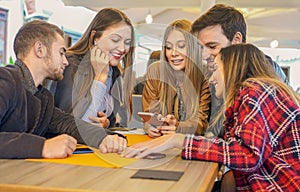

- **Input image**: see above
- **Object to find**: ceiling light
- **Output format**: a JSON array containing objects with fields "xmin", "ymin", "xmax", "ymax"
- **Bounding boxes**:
[
  {"xmin": 270, "ymin": 40, "xmax": 279, "ymax": 48},
  {"xmin": 145, "ymin": 10, "xmax": 153, "ymax": 24}
]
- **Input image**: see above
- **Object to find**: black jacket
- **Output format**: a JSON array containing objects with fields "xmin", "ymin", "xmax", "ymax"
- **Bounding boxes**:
[{"xmin": 0, "ymin": 61, "xmax": 107, "ymax": 158}]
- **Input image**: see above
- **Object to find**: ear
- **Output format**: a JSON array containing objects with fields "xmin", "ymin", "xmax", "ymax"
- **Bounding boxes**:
[
  {"xmin": 90, "ymin": 30, "xmax": 97, "ymax": 45},
  {"xmin": 34, "ymin": 41, "xmax": 44, "ymax": 58},
  {"xmin": 231, "ymin": 32, "xmax": 243, "ymax": 44}
]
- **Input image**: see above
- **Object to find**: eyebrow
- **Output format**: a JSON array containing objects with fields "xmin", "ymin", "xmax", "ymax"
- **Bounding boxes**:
[
  {"xmin": 166, "ymin": 40, "xmax": 186, "ymax": 44},
  {"xmin": 205, "ymin": 42, "xmax": 218, "ymax": 46},
  {"xmin": 110, "ymin": 33, "xmax": 131, "ymax": 40}
]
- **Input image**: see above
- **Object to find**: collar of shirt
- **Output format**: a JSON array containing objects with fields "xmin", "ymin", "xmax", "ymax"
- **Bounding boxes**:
[
  {"xmin": 106, "ymin": 66, "xmax": 113, "ymax": 92},
  {"xmin": 15, "ymin": 59, "xmax": 38, "ymax": 94}
]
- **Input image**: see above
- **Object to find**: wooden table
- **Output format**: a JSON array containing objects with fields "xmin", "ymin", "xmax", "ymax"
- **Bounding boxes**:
[{"xmin": 0, "ymin": 134, "xmax": 218, "ymax": 192}]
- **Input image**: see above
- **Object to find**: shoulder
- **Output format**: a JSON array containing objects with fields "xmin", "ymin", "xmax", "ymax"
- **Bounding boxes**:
[
  {"xmin": 0, "ymin": 66, "xmax": 22, "ymax": 100},
  {"xmin": 237, "ymin": 79, "xmax": 278, "ymax": 106},
  {"xmin": 66, "ymin": 54, "xmax": 83, "ymax": 66},
  {"xmin": 146, "ymin": 61, "xmax": 161, "ymax": 77},
  {"xmin": 0, "ymin": 66, "xmax": 20, "ymax": 85}
]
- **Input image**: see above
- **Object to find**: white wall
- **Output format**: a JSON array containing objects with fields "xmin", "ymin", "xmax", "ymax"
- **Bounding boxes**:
[
  {"xmin": 0, "ymin": 0, "xmax": 96, "ymax": 63},
  {"xmin": 260, "ymin": 47, "xmax": 300, "ymax": 90},
  {"xmin": 0, "ymin": 0, "xmax": 23, "ymax": 63}
]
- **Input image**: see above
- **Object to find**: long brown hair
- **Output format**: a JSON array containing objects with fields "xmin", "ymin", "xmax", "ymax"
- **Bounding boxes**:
[{"xmin": 219, "ymin": 43, "xmax": 300, "ymax": 109}]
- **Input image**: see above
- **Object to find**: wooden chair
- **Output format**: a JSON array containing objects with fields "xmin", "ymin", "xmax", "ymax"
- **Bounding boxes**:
[{"xmin": 220, "ymin": 170, "xmax": 236, "ymax": 192}]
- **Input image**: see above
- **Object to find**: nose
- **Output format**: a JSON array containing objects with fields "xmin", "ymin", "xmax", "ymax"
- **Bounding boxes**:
[
  {"xmin": 171, "ymin": 47, "xmax": 178, "ymax": 56},
  {"xmin": 63, "ymin": 55, "xmax": 69, "ymax": 66},
  {"xmin": 117, "ymin": 42, "xmax": 126, "ymax": 53},
  {"xmin": 202, "ymin": 47, "xmax": 210, "ymax": 60}
]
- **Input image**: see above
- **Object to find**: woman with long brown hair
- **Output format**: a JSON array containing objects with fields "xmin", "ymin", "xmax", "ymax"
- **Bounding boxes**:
[
  {"xmin": 124, "ymin": 44, "xmax": 300, "ymax": 191},
  {"xmin": 49, "ymin": 8, "xmax": 135, "ymax": 128}
]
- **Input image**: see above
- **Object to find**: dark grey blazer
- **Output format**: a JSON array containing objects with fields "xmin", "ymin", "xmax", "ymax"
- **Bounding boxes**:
[{"xmin": 0, "ymin": 61, "xmax": 108, "ymax": 158}]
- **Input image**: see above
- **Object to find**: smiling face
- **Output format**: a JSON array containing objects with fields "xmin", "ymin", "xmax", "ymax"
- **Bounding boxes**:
[
  {"xmin": 94, "ymin": 22, "xmax": 132, "ymax": 67},
  {"xmin": 165, "ymin": 29, "xmax": 187, "ymax": 71},
  {"xmin": 210, "ymin": 54, "xmax": 225, "ymax": 98},
  {"xmin": 197, "ymin": 24, "xmax": 232, "ymax": 72}
]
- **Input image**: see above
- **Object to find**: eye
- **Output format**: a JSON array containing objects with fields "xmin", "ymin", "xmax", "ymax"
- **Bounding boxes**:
[
  {"xmin": 124, "ymin": 39, "xmax": 132, "ymax": 45},
  {"xmin": 177, "ymin": 42, "xmax": 186, "ymax": 49},
  {"xmin": 60, "ymin": 49, "xmax": 66, "ymax": 56},
  {"xmin": 111, "ymin": 36, "xmax": 121, "ymax": 43},
  {"xmin": 209, "ymin": 45, "xmax": 217, "ymax": 49},
  {"xmin": 165, "ymin": 43, "xmax": 172, "ymax": 50}
]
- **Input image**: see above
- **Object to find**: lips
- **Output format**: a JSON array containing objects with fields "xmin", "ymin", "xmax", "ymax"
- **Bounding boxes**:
[
  {"xmin": 171, "ymin": 59, "xmax": 184, "ymax": 65},
  {"xmin": 111, "ymin": 52, "xmax": 124, "ymax": 60}
]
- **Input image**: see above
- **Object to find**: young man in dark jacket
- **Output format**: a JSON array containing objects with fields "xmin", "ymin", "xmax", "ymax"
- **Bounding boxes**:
[{"xmin": 0, "ymin": 20, "xmax": 126, "ymax": 159}]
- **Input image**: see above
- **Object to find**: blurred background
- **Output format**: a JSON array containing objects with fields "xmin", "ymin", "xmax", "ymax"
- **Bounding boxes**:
[{"xmin": 1, "ymin": 0, "xmax": 300, "ymax": 89}]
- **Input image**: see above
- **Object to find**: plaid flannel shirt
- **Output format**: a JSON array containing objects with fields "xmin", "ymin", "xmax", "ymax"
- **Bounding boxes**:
[{"xmin": 182, "ymin": 80, "xmax": 300, "ymax": 191}]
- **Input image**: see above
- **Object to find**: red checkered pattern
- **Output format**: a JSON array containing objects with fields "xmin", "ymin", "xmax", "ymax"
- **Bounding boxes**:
[{"xmin": 182, "ymin": 80, "xmax": 300, "ymax": 191}]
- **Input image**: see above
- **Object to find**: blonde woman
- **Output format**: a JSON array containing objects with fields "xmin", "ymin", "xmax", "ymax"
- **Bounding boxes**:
[{"xmin": 142, "ymin": 19, "xmax": 210, "ymax": 137}]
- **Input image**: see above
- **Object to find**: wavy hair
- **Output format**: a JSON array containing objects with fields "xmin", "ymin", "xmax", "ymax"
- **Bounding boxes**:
[{"xmin": 219, "ymin": 44, "xmax": 300, "ymax": 109}]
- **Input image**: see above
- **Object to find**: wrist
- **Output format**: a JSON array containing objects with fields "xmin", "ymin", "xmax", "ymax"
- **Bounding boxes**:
[
  {"xmin": 174, "ymin": 133, "xmax": 185, "ymax": 148},
  {"xmin": 95, "ymin": 74, "xmax": 107, "ymax": 83}
]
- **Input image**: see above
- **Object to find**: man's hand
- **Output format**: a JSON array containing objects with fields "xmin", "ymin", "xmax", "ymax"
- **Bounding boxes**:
[
  {"xmin": 42, "ymin": 134, "xmax": 77, "ymax": 158},
  {"xmin": 99, "ymin": 134, "xmax": 127, "ymax": 154}
]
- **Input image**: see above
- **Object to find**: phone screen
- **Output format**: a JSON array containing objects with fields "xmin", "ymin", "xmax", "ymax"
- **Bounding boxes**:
[
  {"xmin": 143, "ymin": 153, "xmax": 166, "ymax": 160},
  {"xmin": 137, "ymin": 112, "xmax": 165, "ymax": 126},
  {"xmin": 73, "ymin": 148, "xmax": 94, "ymax": 154}
]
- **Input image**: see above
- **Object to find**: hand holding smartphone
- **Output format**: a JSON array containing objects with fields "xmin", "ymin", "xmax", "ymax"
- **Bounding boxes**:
[{"xmin": 137, "ymin": 112, "xmax": 166, "ymax": 127}]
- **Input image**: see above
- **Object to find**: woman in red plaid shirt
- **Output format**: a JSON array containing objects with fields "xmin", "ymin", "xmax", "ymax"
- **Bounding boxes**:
[{"xmin": 123, "ymin": 43, "xmax": 300, "ymax": 191}]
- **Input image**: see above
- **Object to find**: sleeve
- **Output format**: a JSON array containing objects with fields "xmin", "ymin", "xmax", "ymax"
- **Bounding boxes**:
[
  {"xmin": 266, "ymin": 55, "xmax": 289, "ymax": 85},
  {"xmin": 0, "ymin": 68, "xmax": 45, "ymax": 158},
  {"xmin": 177, "ymin": 77, "xmax": 210, "ymax": 135},
  {"xmin": 181, "ymin": 90, "xmax": 273, "ymax": 172},
  {"xmin": 142, "ymin": 65, "xmax": 162, "ymax": 113},
  {"xmin": 0, "ymin": 132, "xmax": 45, "ymax": 158},
  {"xmin": 47, "ymin": 107, "xmax": 108, "ymax": 148},
  {"xmin": 81, "ymin": 80, "xmax": 107, "ymax": 122}
]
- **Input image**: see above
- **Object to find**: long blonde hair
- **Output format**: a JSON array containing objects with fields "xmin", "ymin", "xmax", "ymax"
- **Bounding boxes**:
[
  {"xmin": 220, "ymin": 43, "xmax": 300, "ymax": 109},
  {"xmin": 159, "ymin": 19, "xmax": 205, "ymax": 117}
]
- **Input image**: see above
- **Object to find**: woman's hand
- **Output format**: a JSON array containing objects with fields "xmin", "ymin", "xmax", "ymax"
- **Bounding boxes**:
[
  {"xmin": 99, "ymin": 134, "xmax": 127, "ymax": 154},
  {"xmin": 122, "ymin": 133, "xmax": 185, "ymax": 158},
  {"xmin": 88, "ymin": 112, "xmax": 110, "ymax": 128},
  {"xmin": 90, "ymin": 45, "xmax": 109, "ymax": 83},
  {"xmin": 157, "ymin": 114, "xmax": 178, "ymax": 134},
  {"xmin": 143, "ymin": 122, "xmax": 162, "ymax": 138}
]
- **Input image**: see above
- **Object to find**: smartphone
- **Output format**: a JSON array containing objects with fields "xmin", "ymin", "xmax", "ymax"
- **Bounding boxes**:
[
  {"xmin": 73, "ymin": 147, "xmax": 94, "ymax": 154},
  {"xmin": 137, "ymin": 112, "xmax": 166, "ymax": 126},
  {"xmin": 143, "ymin": 153, "xmax": 166, "ymax": 160}
]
